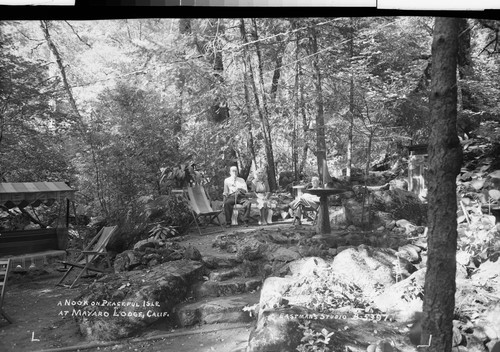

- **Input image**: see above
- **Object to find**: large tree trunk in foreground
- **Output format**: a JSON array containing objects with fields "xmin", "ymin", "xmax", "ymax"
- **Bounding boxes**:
[{"xmin": 421, "ymin": 17, "xmax": 462, "ymax": 352}]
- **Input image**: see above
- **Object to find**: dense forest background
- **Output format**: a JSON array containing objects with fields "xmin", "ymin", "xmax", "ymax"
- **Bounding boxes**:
[{"xmin": 1, "ymin": 17, "xmax": 499, "ymax": 223}]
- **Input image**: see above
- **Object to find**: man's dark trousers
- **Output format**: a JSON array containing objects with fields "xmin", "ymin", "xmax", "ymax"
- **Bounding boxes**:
[{"xmin": 224, "ymin": 195, "xmax": 251, "ymax": 224}]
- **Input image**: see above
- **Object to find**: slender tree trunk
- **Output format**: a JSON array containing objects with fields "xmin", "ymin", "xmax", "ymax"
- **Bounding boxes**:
[
  {"xmin": 309, "ymin": 23, "xmax": 327, "ymax": 180},
  {"xmin": 365, "ymin": 131, "xmax": 373, "ymax": 177},
  {"xmin": 421, "ymin": 17, "xmax": 462, "ymax": 352},
  {"xmin": 292, "ymin": 62, "xmax": 299, "ymax": 180},
  {"xmin": 40, "ymin": 20, "xmax": 108, "ymax": 216},
  {"xmin": 188, "ymin": 19, "xmax": 229, "ymax": 123},
  {"xmin": 292, "ymin": 26, "xmax": 301, "ymax": 180},
  {"xmin": 347, "ymin": 76, "xmax": 354, "ymax": 180},
  {"xmin": 172, "ymin": 19, "xmax": 193, "ymax": 154},
  {"xmin": 347, "ymin": 18, "xmax": 355, "ymax": 180},
  {"xmin": 242, "ymin": 18, "xmax": 277, "ymax": 191},
  {"xmin": 269, "ymin": 36, "xmax": 285, "ymax": 107},
  {"xmin": 240, "ymin": 25, "xmax": 257, "ymax": 167},
  {"xmin": 298, "ymin": 61, "xmax": 309, "ymax": 176},
  {"xmin": 210, "ymin": 19, "xmax": 229, "ymax": 122}
]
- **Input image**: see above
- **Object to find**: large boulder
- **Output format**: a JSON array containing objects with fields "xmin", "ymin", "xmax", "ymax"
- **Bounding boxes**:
[
  {"xmin": 246, "ymin": 307, "xmax": 309, "ymax": 352},
  {"xmin": 343, "ymin": 198, "xmax": 373, "ymax": 227},
  {"xmin": 72, "ymin": 260, "xmax": 204, "ymax": 341},
  {"xmin": 342, "ymin": 188, "xmax": 426, "ymax": 229},
  {"xmin": 248, "ymin": 255, "xmax": 419, "ymax": 352},
  {"xmin": 270, "ymin": 247, "xmax": 301, "ymax": 262},
  {"xmin": 331, "ymin": 245, "xmax": 416, "ymax": 298},
  {"xmin": 113, "ymin": 250, "xmax": 142, "ymax": 272},
  {"xmin": 258, "ymin": 276, "xmax": 295, "ymax": 312},
  {"xmin": 247, "ymin": 306, "xmax": 411, "ymax": 352},
  {"xmin": 287, "ymin": 257, "xmax": 329, "ymax": 277},
  {"xmin": 113, "ymin": 241, "xmax": 194, "ymax": 273},
  {"xmin": 372, "ymin": 268, "xmax": 426, "ymax": 322},
  {"xmin": 236, "ymin": 238, "xmax": 269, "ymax": 262},
  {"xmin": 371, "ymin": 188, "xmax": 427, "ymax": 226}
]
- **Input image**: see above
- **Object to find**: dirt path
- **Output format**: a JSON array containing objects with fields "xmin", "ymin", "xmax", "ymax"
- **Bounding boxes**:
[
  {"xmin": 0, "ymin": 271, "xmax": 253, "ymax": 352},
  {"xmin": 0, "ymin": 273, "xmax": 88, "ymax": 352},
  {"xmin": 0, "ymin": 226, "xmax": 267, "ymax": 352}
]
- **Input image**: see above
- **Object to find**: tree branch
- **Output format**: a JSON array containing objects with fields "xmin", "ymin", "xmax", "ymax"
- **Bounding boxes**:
[{"xmin": 64, "ymin": 21, "xmax": 92, "ymax": 48}]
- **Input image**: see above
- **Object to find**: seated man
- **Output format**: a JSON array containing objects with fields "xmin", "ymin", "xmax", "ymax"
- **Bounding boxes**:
[
  {"xmin": 288, "ymin": 176, "xmax": 321, "ymax": 225},
  {"xmin": 223, "ymin": 166, "xmax": 251, "ymax": 227}
]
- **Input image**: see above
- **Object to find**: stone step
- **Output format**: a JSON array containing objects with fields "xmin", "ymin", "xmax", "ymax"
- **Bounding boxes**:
[
  {"xmin": 201, "ymin": 254, "xmax": 240, "ymax": 269},
  {"xmin": 192, "ymin": 277, "xmax": 262, "ymax": 299},
  {"xmin": 174, "ymin": 291, "xmax": 260, "ymax": 327},
  {"xmin": 209, "ymin": 267, "xmax": 242, "ymax": 281}
]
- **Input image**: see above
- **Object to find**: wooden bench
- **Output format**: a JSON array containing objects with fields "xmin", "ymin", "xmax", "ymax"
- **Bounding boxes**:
[
  {"xmin": 0, "ymin": 228, "xmax": 68, "ymax": 268},
  {"xmin": 0, "ymin": 228, "xmax": 68, "ymax": 256}
]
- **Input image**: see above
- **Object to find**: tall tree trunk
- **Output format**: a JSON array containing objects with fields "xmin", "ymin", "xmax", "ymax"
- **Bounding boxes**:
[
  {"xmin": 40, "ymin": 20, "xmax": 108, "ymax": 216},
  {"xmin": 292, "ymin": 60, "xmax": 300, "ymax": 180},
  {"xmin": 309, "ymin": 23, "xmax": 327, "ymax": 181},
  {"xmin": 171, "ymin": 19, "xmax": 193, "ymax": 154},
  {"xmin": 421, "ymin": 17, "xmax": 462, "ymax": 352},
  {"xmin": 347, "ymin": 18, "xmax": 355, "ymax": 180},
  {"xmin": 240, "ymin": 24, "xmax": 257, "ymax": 168},
  {"xmin": 209, "ymin": 19, "xmax": 229, "ymax": 123},
  {"xmin": 188, "ymin": 19, "xmax": 229, "ymax": 123},
  {"xmin": 247, "ymin": 18, "xmax": 277, "ymax": 191},
  {"xmin": 298, "ymin": 61, "xmax": 309, "ymax": 176},
  {"xmin": 269, "ymin": 36, "xmax": 285, "ymax": 107},
  {"xmin": 292, "ymin": 25, "xmax": 301, "ymax": 181}
]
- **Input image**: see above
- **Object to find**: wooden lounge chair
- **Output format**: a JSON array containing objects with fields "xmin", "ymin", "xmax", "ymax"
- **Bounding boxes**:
[
  {"xmin": 56, "ymin": 226, "xmax": 118, "ymax": 288},
  {"xmin": 0, "ymin": 259, "xmax": 13, "ymax": 323},
  {"xmin": 186, "ymin": 185, "xmax": 224, "ymax": 235}
]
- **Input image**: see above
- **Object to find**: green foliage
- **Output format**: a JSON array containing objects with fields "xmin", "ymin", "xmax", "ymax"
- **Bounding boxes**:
[
  {"xmin": 3, "ymin": 18, "xmax": 500, "ymax": 225},
  {"xmin": 401, "ymin": 277, "xmax": 424, "ymax": 302},
  {"xmin": 0, "ymin": 24, "xmax": 74, "ymax": 182},
  {"xmin": 296, "ymin": 320, "xmax": 334, "ymax": 352},
  {"xmin": 146, "ymin": 195, "xmax": 192, "ymax": 234},
  {"xmin": 457, "ymin": 157, "xmax": 500, "ymax": 264},
  {"xmin": 110, "ymin": 194, "xmax": 191, "ymax": 252},
  {"xmin": 283, "ymin": 266, "xmax": 370, "ymax": 313},
  {"xmin": 160, "ymin": 163, "xmax": 204, "ymax": 191},
  {"xmin": 457, "ymin": 207, "xmax": 499, "ymax": 264},
  {"xmin": 148, "ymin": 223, "xmax": 178, "ymax": 240}
]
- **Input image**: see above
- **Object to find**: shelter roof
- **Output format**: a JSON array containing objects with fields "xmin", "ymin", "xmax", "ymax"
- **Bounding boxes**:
[{"xmin": 0, "ymin": 182, "xmax": 75, "ymax": 209}]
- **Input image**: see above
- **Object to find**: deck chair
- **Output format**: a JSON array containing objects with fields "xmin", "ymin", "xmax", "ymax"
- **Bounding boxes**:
[
  {"xmin": 0, "ymin": 259, "xmax": 13, "ymax": 323},
  {"xmin": 186, "ymin": 185, "xmax": 224, "ymax": 235},
  {"xmin": 56, "ymin": 226, "xmax": 118, "ymax": 288}
]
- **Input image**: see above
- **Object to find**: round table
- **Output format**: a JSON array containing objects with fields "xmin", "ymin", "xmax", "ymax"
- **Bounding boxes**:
[{"xmin": 306, "ymin": 188, "xmax": 345, "ymax": 234}]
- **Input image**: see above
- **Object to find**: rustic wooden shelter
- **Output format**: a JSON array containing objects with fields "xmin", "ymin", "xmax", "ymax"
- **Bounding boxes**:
[
  {"xmin": 0, "ymin": 182, "xmax": 76, "ymax": 257},
  {"xmin": 408, "ymin": 145, "xmax": 428, "ymax": 201}
]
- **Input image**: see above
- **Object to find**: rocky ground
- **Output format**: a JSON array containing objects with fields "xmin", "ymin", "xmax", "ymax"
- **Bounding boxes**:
[{"xmin": 1, "ymin": 212, "xmax": 500, "ymax": 352}]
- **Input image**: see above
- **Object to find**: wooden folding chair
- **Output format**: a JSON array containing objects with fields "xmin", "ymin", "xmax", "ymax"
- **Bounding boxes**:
[
  {"xmin": 186, "ymin": 185, "xmax": 224, "ymax": 235},
  {"xmin": 56, "ymin": 226, "xmax": 118, "ymax": 288},
  {"xmin": 0, "ymin": 259, "xmax": 13, "ymax": 323}
]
